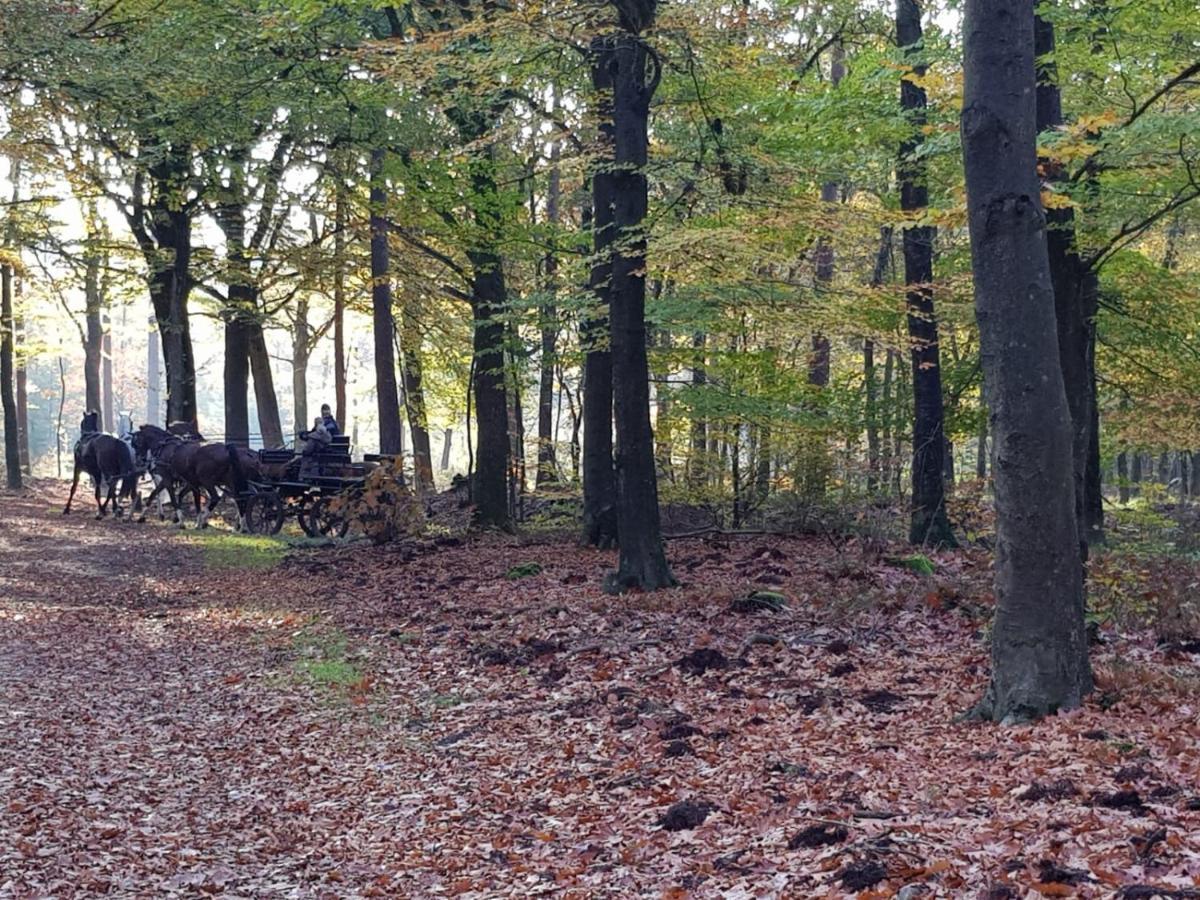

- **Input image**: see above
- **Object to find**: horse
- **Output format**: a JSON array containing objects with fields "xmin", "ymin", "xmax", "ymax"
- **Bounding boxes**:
[
  {"xmin": 133, "ymin": 425, "xmax": 260, "ymax": 530},
  {"xmin": 63, "ymin": 411, "xmax": 140, "ymax": 519}
]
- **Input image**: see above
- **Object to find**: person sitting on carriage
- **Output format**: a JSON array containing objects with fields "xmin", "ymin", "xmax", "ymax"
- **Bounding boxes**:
[
  {"xmin": 319, "ymin": 404, "xmax": 340, "ymax": 438},
  {"xmin": 299, "ymin": 416, "xmax": 331, "ymax": 476}
]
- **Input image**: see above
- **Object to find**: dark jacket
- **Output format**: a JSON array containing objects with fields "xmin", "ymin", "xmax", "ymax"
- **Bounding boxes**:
[{"xmin": 321, "ymin": 414, "xmax": 340, "ymax": 437}]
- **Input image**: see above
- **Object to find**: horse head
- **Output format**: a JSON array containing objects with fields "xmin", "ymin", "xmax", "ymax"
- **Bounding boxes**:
[{"xmin": 80, "ymin": 410, "xmax": 100, "ymax": 436}]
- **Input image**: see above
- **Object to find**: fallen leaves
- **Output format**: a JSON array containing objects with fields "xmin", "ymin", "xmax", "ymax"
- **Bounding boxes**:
[{"xmin": 3, "ymin": 483, "xmax": 1200, "ymax": 896}]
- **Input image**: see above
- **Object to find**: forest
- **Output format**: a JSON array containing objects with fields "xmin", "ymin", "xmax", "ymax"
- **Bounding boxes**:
[{"xmin": 1, "ymin": 0, "xmax": 1200, "ymax": 896}]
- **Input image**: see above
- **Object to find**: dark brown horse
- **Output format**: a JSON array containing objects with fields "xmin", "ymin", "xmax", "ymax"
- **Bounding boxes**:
[
  {"xmin": 134, "ymin": 425, "xmax": 260, "ymax": 529},
  {"xmin": 64, "ymin": 411, "xmax": 139, "ymax": 518}
]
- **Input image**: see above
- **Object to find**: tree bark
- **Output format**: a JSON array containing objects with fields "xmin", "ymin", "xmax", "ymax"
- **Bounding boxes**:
[
  {"xmin": 223, "ymin": 304, "xmax": 252, "ymax": 446},
  {"xmin": 292, "ymin": 294, "xmax": 309, "ymax": 441},
  {"xmin": 219, "ymin": 201, "xmax": 252, "ymax": 447},
  {"xmin": 1117, "ymin": 452, "xmax": 1129, "ymax": 503},
  {"xmin": 247, "ymin": 320, "xmax": 284, "ymax": 448},
  {"xmin": 465, "ymin": 144, "xmax": 512, "ymax": 530},
  {"xmin": 961, "ymin": 0, "xmax": 1091, "ymax": 722},
  {"xmin": 899, "ymin": 0, "xmax": 956, "ymax": 547},
  {"xmin": 333, "ymin": 179, "xmax": 348, "ymax": 429},
  {"xmin": 369, "ymin": 148, "xmax": 404, "ymax": 456},
  {"xmin": 15, "ymin": 313, "xmax": 29, "ymax": 472},
  {"xmin": 141, "ymin": 149, "xmax": 198, "ymax": 427},
  {"xmin": 2, "ymin": 261, "xmax": 21, "ymax": 488},
  {"xmin": 400, "ymin": 305, "xmax": 435, "ymax": 493},
  {"xmin": 83, "ymin": 242, "xmax": 104, "ymax": 421},
  {"xmin": 536, "ymin": 134, "xmax": 562, "ymax": 488},
  {"xmin": 604, "ymin": 23, "xmax": 675, "ymax": 593},
  {"xmin": 1036, "ymin": 12, "xmax": 1102, "ymax": 554},
  {"xmin": 582, "ymin": 36, "xmax": 619, "ymax": 548}
]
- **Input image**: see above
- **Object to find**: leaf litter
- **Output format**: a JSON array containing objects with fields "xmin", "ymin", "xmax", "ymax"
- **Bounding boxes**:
[{"xmin": 2, "ymin": 483, "xmax": 1200, "ymax": 897}]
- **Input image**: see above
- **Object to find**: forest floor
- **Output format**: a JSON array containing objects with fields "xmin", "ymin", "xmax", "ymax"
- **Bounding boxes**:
[{"xmin": 2, "ymin": 481, "xmax": 1200, "ymax": 898}]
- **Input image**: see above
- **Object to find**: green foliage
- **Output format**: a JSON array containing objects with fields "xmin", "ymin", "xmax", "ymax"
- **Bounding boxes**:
[{"xmin": 505, "ymin": 562, "xmax": 544, "ymax": 580}]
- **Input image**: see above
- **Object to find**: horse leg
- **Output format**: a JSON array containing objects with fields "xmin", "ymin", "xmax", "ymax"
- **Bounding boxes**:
[
  {"xmin": 63, "ymin": 464, "xmax": 82, "ymax": 514},
  {"xmin": 94, "ymin": 477, "xmax": 106, "ymax": 519}
]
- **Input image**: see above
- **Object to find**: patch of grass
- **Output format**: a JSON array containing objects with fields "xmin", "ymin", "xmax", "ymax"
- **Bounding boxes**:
[
  {"xmin": 289, "ymin": 627, "xmax": 364, "ymax": 692},
  {"xmin": 505, "ymin": 562, "xmax": 544, "ymax": 580},
  {"xmin": 431, "ymin": 692, "xmax": 464, "ymax": 709},
  {"xmin": 186, "ymin": 530, "xmax": 288, "ymax": 571}
]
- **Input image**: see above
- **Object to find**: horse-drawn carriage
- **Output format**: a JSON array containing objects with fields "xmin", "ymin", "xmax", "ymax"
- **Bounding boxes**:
[
  {"xmin": 240, "ymin": 435, "xmax": 396, "ymax": 537},
  {"xmin": 65, "ymin": 408, "xmax": 408, "ymax": 537}
]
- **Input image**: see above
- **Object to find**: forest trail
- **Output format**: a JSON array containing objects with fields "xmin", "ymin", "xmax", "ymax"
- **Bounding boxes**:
[{"xmin": 3, "ymin": 483, "xmax": 1200, "ymax": 897}]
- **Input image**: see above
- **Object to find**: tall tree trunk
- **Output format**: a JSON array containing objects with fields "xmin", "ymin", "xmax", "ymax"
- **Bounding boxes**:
[
  {"xmin": 466, "ymin": 145, "xmax": 512, "ymax": 530},
  {"xmin": 333, "ymin": 180, "xmax": 348, "ymax": 429},
  {"xmin": 247, "ymin": 321, "xmax": 284, "ymax": 448},
  {"xmin": 536, "ymin": 133, "xmax": 561, "ymax": 488},
  {"xmin": 900, "ymin": 0, "xmax": 956, "ymax": 547},
  {"xmin": 400, "ymin": 305, "xmax": 434, "ymax": 493},
  {"xmin": 962, "ymin": 0, "xmax": 1091, "ymax": 722},
  {"xmin": 220, "ymin": 202, "xmax": 252, "ymax": 447},
  {"xmin": 15, "ymin": 313, "xmax": 29, "ymax": 472},
  {"xmin": 865, "ymin": 227, "xmax": 892, "ymax": 493},
  {"xmin": 582, "ymin": 36, "xmax": 619, "ymax": 548},
  {"xmin": 83, "ymin": 243, "xmax": 104, "ymax": 420},
  {"xmin": 1, "ymin": 261, "xmax": 21, "ymax": 489},
  {"xmin": 882, "ymin": 347, "xmax": 895, "ymax": 491},
  {"xmin": 1036, "ymin": 12, "xmax": 1102, "ymax": 553},
  {"xmin": 1117, "ymin": 452, "xmax": 1129, "ymax": 503},
  {"xmin": 224, "ymin": 306, "xmax": 252, "ymax": 446},
  {"xmin": 292, "ymin": 294, "xmax": 309, "ymax": 440},
  {"xmin": 101, "ymin": 318, "xmax": 113, "ymax": 432},
  {"xmin": 688, "ymin": 332, "xmax": 707, "ymax": 488},
  {"xmin": 146, "ymin": 313, "xmax": 161, "ymax": 426},
  {"xmin": 143, "ymin": 151, "xmax": 198, "ymax": 427},
  {"xmin": 604, "ymin": 24, "xmax": 675, "ymax": 593},
  {"xmin": 369, "ymin": 148, "xmax": 404, "ymax": 456}
]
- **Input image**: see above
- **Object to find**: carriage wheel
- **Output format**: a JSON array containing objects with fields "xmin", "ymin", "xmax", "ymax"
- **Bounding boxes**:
[
  {"xmin": 244, "ymin": 491, "xmax": 285, "ymax": 535},
  {"xmin": 307, "ymin": 495, "xmax": 350, "ymax": 538}
]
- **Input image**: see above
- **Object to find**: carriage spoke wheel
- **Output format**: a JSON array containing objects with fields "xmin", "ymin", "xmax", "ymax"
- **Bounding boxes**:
[
  {"xmin": 244, "ymin": 491, "xmax": 285, "ymax": 535},
  {"xmin": 307, "ymin": 495, "xmax": 350, "ymax": 538}
]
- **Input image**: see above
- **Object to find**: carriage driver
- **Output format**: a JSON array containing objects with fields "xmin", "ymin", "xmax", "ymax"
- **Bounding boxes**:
[
  {"xmin": 298, "ymin": 416, "xmax": 331, "ymax": 476},
  {"xmin": 319, "ymin": 404, "xmax": 340, "ymax": 437}
]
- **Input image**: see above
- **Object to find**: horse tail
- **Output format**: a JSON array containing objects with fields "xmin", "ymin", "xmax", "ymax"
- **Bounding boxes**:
[{"xmin": 227, "ymin": 444, "xmax": 249, "ymax": 496}]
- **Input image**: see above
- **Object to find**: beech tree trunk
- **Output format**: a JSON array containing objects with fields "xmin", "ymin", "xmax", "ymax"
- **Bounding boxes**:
[
  {"xmin": 400, "ymin": 306, "xmax": 434, "ymax": 494},
  {"xmin": 219, "ymin": 202, "xmax": 253, "ymax": 447},
  {"xmin": 536, "ymin": 137, "xmax": 562, "ymax": 488},
  {"xmin": 1036, "ymin": 13, "xmax": 1102, "ymax": 552},
  {"xmin": 604, "ymin": 22, "xmax": 675, "ymax": 594},
  {"xmin": 369, "ymin": 149, "xmax": 404, "ymax": 456},
  {"xmin": 15, "ymin": 313, "xmax": 29, "ymax": 472},
  {"xmin": 224, "ymin": 306, "xmax": 252, "ymax": 447},
  {"xmin": 900, "ymin": 0, "xmax": 956, "ymax": 547},
  {"xmin": 83, "ymin": 243, "xmax": 104, "ymax": 422},
  {"xmin": 2, "ymin": 261, "xmax": 21, "ymax": 489},
  {"xmin": 467, "ymin": 147, "xmax": 512, "ymax": 530},
  {"xmin": 292, "ymin": 294, "xmax": 310, "ymax": 440},
  {"xmin": 582, "ymin": 36, "xmax": 619, "ymax": 548},
  {"xmin": 961, "ymin": 0, "xmax": 1091, "ymax": 722},
  {"xmin": 333, "ymin": 181, "xmax": 348, "ymax": 429},
  {"xmin": 141, "ymin": 150, "xmax": 198, "ymax": 427},
  {"xmin": 247, "ymin": 321, "xmax": 283, "ymax": 448}
]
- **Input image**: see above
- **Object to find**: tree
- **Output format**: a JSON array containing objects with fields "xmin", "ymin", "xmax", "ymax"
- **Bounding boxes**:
[
  {"xmin": 370, "ymin": 148, "xmax": 404, "ymax": 456},
  {"xmin": 961, "ymin": 0, "xmax": 1091, "ymax": 722},
  {"xmin": 603, "ymin": 0, "xmax": 676, "ymax": 593},
  {"xmin": 1, "ymin": 248, "xmax": 20, "ymax": 489},
  {"xmin": 582, "ymin": 36, "xmax": 620, "ymax": 549},
  {"xmin": 898, "ymin": 0, "xmax": 955, "ymax": 548}
]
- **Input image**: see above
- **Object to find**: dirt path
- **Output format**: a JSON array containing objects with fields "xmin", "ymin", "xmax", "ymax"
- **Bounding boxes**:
[{"xmin": 3, "ymin": 482, "xmax": 1200, "ymax": 898}]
